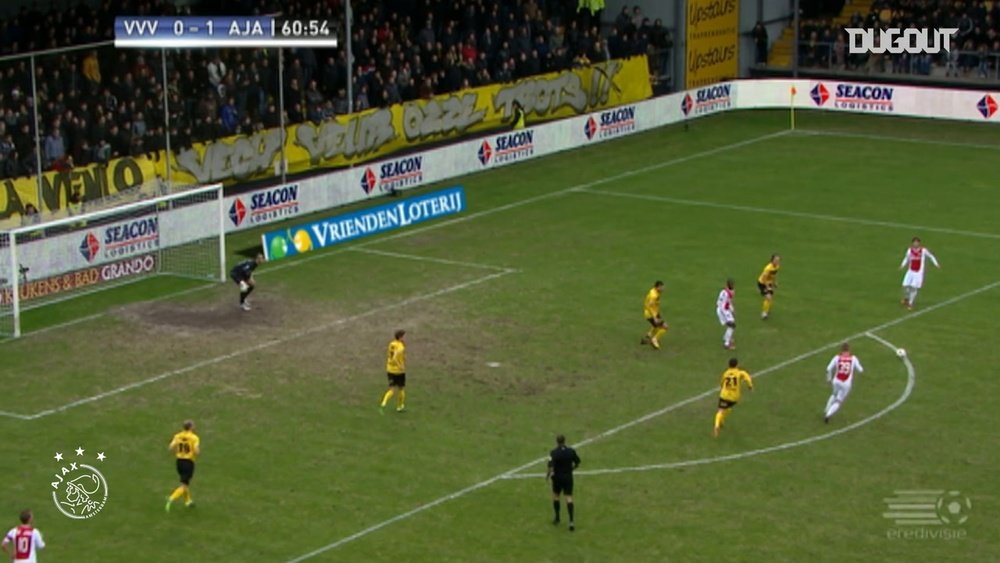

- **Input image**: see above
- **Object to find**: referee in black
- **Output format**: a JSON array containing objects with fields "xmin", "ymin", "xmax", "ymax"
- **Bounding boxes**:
[{"xmin": 546, "ymin": 434, "xmax": 581, "ymax": 530}]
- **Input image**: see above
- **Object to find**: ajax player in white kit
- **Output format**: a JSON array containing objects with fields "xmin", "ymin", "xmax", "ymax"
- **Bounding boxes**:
[
  {"xmin": 824, "ymin": 343, "xmax": 864, "ymax": 423},
  {"xmin": 899, "ymin": 237, "xmax": 940, "ymax": 310},
  {"xmin": 716, "ymin": 278, "xmax": 736, "ymax": 350},
  {"xmin": 2, "ymin": 510, "xmax": 45, "ymax": 563}
]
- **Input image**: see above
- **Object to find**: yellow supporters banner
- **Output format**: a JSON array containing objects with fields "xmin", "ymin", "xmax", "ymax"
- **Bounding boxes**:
[
  {"xmin": 685, "ymin": 0, "xmax": 740, "ymax": 89},
  {"xmin": 162, "ymin": 56, "xmax": 652, "ymax": 186},
  {"xmin": 0, "ymin": 156, "xmax": 159, "ymax": 222}
]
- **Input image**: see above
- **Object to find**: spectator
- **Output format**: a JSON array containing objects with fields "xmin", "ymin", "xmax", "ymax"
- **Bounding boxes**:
[
  {"xmin": 43, "ymin": 129, "xmax": 65, "ymax": 167},
  {"xmin": 752, "ymin": 21, "xmax": 769, "ymax": 65},
  {"xmin": 21, "ymin": 203, "xmax": 40, "ymax": 227},
  {"xmin": 207, "ymin": 55, "xmax": 226, "ymax": 89},
  {"xmin": 220, "ymin": 97, "xmax": 238, "ymax": 134}
]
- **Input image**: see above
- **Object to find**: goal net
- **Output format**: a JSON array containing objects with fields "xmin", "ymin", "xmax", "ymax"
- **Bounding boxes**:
[{"xmin": 0, "ymin": 183, "xmax": 226, "ymax": 338}]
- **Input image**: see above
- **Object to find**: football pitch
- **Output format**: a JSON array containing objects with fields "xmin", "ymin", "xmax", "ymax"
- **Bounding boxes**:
[{"xmin": 1, "ymin": 110, "xmax": 997, "ymax": 562}]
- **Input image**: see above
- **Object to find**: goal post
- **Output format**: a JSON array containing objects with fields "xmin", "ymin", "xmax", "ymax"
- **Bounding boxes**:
[{"xmin": 0, "ymin": 183, "xmax": 226, "ymax": 338}]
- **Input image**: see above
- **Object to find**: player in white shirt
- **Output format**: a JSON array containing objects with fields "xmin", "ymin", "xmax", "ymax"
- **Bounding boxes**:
[
  {"xmin": 899, "ymin": 237, "xmax": 940, "ymax": 310},
  {"xmin": 2, "ymin": 510, "xmax": 45, "ymax": 563},
  {"xmin": 716, "ymin": 278, "xmax": 736, "ymax": 350},
  {"xmin": 823, "ymin": 342, "xmax": 865, "ymax": 423}
]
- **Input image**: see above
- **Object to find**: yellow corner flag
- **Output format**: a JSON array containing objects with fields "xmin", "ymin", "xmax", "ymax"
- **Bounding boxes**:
[{"xmin": 789, "ymin": 86, "xmax": 797, "ymax": 130}]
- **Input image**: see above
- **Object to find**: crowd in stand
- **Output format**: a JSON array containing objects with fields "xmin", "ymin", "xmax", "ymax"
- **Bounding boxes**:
[
  {"xmin": 0, "ymin": 0, "xmax": 671, "ymax": 182},
  {"xmin": 799, "ymin": 0, "xmax": 1000, "ymax": 76}
]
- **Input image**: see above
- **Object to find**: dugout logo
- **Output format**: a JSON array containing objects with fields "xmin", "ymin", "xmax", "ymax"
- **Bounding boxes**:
[
  {"xmin": 478, "ymin": 130, "xmax": 534, "ymax": 166},
  {"xmin": 682, "ymin": 84, "xmax": 732, "ymax": 116},
  {"xmin": 976, "ymin": 94, "xmax": 997, "ymax": 119},
  {"xmin": 51, "ymin": 447, "xmax": 109, "ymax": 520},
  {"xmin": 229, "ymin": 184, "xmax": 300, "ymax": 227},
  {"xmin": 584, "ymin": 106, "xmax": 637, "ymax": 140},
  {"xmin": 361, "ymin": 156, "xmax": 425, "ymax": 194},
  {"xmin": 812, "ymin": 82, "xmax": 895, "ymax": 112}
]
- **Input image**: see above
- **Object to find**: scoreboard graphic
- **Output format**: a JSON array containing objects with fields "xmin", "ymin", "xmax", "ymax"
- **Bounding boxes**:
[{"xmin": 114, "ymin": 16, "xmax": 339, "ymax": 48}]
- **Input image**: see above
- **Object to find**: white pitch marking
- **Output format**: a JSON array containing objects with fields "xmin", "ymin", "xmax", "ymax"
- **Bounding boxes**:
[
  {"xmin": 284, "ymin": 279, "xmax": 996, "ymax": 562},
  {"xmin": 798, "ymin": 129, "xmax": 1000, "ymax": 152},
  {"xmin": 348, "ymin": 247, "xmax": 515, "ymax": 272},
  {"xmin": 577, "ymin": 188, "xmax": 1000, "ymax": 240},
  {"xmin": 1, "ymin": 131, "xmax": 789, "ymax": 340},
  {"xmin": 5, "ymin": 269, "xmax": 514, "ymax": 421},
  {"xmin": 507, "ymin": 332, "xmax": 915, "ymax": 479}
]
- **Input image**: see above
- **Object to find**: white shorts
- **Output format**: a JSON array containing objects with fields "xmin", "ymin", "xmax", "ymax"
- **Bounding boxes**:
[
  {"xmin": 717, "ymin": 309, "xmax": 734, "ymax": 326},
  {"xmin": 831, "ymin": 378, "xmax": 852, "ymax": 401},
  {"xmin": 902, "ymin": 270, "xmax": 924, "ymax": 289}
]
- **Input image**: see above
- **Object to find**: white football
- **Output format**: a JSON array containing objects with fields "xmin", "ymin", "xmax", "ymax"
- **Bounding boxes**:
[{"xmin": 896, "ymin": 348, "xmax": 907, "ymax": 358}]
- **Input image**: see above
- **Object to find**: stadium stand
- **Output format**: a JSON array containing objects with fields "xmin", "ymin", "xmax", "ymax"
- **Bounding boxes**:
[
  {"xmin": 0, "ymin": 0, "xmax": 669, "ymax": 184},
  {"xmin": 795, "ymin": 0, "xmax": 1000, "ymax": 77}
]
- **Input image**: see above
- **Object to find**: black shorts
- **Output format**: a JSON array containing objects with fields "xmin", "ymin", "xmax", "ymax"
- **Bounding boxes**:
[
  {"xmin": 757, "ymin": 282, "xmax": 773, "ymax": 296},
  {"xmin": 231, "ymin": 273, "xmax": 249, "ymax": 284},
  {"xmin": 718, "ymin": 398, "xmax": 737, "ymax": 410},
  {"xmin": 646, "ymin": 316, "xmax": 664, "ymax": 328},
  {"xmin": 551, "ymin": 474, "xmax": 574, "ymax": 496},
  {"xmin": 387, "ymin": 373, "xmax": 406, "ymax": 387},
  {"xmin": 176, "ymin": 458, "xmax": 195, "ymax": 485}
]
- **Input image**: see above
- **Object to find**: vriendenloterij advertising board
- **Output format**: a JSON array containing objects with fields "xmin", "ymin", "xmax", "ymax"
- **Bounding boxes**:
[{"xmin": 261, "ymin": 186, "xmax": 466, "ymax": 261}]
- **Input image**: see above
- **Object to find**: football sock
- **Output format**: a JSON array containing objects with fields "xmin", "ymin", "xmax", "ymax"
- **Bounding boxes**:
[
  {"xmin": 398, "ymin": 389, "xmax": 406, "ymax": 408},
  {"xmin": 825, "ymin": 394, "xmax": 837, "ymax": 413},
  {"xmin": 714, "ymin": 410, "xmax": 724, "ymax": 430},
  {"xmin": 239, "ymin": 290, "xmax": 248, "ymax": 304},
  {"xmin": 553, "ymin": 500, "xmax": 561, "ymax": 519},
  {"xmin": 762, "ymin": 299, "xmax": 772, "ymax": 314},
  {"xmin": 723, "ymin": 327, "xmax": 734, "ymax": 345},
  {"xmin": 653, "ymin": 327, "xmax": 667, "ymax": 341},
  {"xmin": 183, "ymin": 489, "xmax": 192, "ymax": 504},
  {"xmin": 380, "ymin": 389, "xmax": 394, "ymax": 407},
  {"xmin": 567, "ymin": 502, "xmax": 575, "ymax": 522},
  {"xmin": 908, "ymin": 289, "xmax": 918, "ymax": 306},
  {"xmin": 646, "ymin": 327, "xmax": 656, "ymax": 338},
  {"xmin": 169, "ymin": 486, "xmax": 185, "ymax": 502},
  {"xmin": 825, "ymin": 400, "xmax": 841, "ymax": 419}
]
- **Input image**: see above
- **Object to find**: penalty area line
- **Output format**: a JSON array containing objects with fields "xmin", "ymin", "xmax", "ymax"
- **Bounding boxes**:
[
  {"xmin": 508, "ymin": 332, "xmax": 915, "ymax": 479},
  {"xmin": 347, "ymin": 247, "xmax": 516, "ymax": 273},
  {"xmin": 284, "ymin": 279, "xmax": 997, "ymax": 562},
  {"xmin": 576, "ymin": 189, "xmax": 1000, "ymax": 241},
  {"xmin": 3, "ymin": 269, "xmax": 515, "ymax": 421}
]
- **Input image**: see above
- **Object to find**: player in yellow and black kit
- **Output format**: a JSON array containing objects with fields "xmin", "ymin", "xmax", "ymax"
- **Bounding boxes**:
[
  {"xmin": 713, "ymin": 358, "xmax": 753, "ymax": 437},
  {"xmin": 166, "ymin": 420, "xmax": 200, "ymax": 511},
  {"xmin": 379, "ymin": 329, "xmax": 407, "ymax": 413},
  {"xmin": 641, "ymin": 280, "xmax": 669, "ymax": 350},
  {"xmin": 757, "ymin": 254, "xmax": 780, "ymax": 319}
]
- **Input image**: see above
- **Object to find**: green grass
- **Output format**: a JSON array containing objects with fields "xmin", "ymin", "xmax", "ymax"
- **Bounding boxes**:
[{"xmin": 1, "ymin": 110, "xmax": 997, "ymax": 563}]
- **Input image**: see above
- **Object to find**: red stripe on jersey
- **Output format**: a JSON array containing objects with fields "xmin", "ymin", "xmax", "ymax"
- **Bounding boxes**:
[
  {"xmin": 909, "ymin": 248, "xmax": 922, "ymax": 272},
  {"xmin": 14, "ymin": 526, "xmax": 33, "ymax": 559},
  {"xmin": 835, "ymin": 353, "xmax": 854, "ymax": 381}
]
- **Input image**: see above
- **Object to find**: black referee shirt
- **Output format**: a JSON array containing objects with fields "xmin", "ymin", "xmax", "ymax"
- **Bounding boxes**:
[{"xmin": 548, "ymin": 445, "xmax": 581, "ymax": 476}]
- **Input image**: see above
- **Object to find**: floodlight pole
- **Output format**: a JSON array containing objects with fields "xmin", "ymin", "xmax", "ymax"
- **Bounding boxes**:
[
  {"xmin": 29, "ymin": 55, "xmax": 43, "ymax": 209},
  {"xmin": 792, "ymin": 0, "xmax": 800, "ymax": 77},
  {"xmin": 346, "ymin": 0, "xmax": 354, "ymax": 114},
  {"xmin": 278, "ymin": 48, "xmax": 286, "ymax": 184},
  {"xmin": 161, "ymin": 48, "xmax": 172, "ymax": 190}
]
